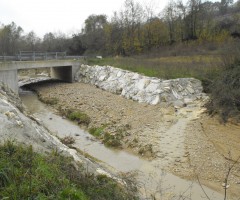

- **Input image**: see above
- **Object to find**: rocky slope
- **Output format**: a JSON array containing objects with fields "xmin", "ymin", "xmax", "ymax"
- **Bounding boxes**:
[
  {"xmin": 75, "ymin": 65, "xmax": 207, "ymax": 107},
  {"xmin": 0, "ymin": 82, "xmax": 117, "ymax": 177}
]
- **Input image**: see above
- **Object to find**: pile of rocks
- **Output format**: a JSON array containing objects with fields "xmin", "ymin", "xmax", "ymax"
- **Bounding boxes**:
[{"xmin": 75, "ymin": 65, "xmax": 206, "ymax": 107}]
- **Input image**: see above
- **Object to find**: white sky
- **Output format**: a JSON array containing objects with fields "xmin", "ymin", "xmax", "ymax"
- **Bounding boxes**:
[{"xmin": 0, "ymin": 0, "xmax": 167, "ymax": 38}]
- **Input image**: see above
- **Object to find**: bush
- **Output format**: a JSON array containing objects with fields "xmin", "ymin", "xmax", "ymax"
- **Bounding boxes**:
[
  {"xmin": 206, "ymin": 64, "xmax": 240, "ymax": 122},
  {"xmin": 60, "ymin": 136, "xmax": 75, "ymax": 145},
  {"xmin": 89, "ymin": 126, "xmax": 105, "ymax": 137},
  {"xmin": 103, "ymin": 132, "xmax": 122, "ymax": 148},
  {"xmin": 64, "ymin": 109, "xmax": 91, "ymax": 126}
]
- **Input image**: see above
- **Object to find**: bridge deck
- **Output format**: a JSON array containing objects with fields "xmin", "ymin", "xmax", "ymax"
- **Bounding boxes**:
[{"xmin": 0, "ymin": 60, "xmax": 82, "ymax": 93}]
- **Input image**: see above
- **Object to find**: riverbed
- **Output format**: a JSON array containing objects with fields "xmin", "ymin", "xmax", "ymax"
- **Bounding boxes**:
[{"xmin": 19, "ymin": 87, "xmax": 224, "ymax": 199}]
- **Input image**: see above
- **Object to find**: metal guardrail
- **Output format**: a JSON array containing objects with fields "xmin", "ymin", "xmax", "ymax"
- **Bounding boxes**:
[{"xmin": 0, "ymin": 51, "xmax": 86, "ymax": 62}]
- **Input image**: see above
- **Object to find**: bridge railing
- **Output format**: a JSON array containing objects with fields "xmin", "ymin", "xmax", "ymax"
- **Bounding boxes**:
[
  {"xmin": 18, "ymin": 51, "xmax": 67, "ymax": 61},
  {"xmin": 0, "ymin": 56, "xmax": 16, "ymax": 61},
  {"xmin": 0, "ymin": 51, "xmax": 86, "ymax": 62}
]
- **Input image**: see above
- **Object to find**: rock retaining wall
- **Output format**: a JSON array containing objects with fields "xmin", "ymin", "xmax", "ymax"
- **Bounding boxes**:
[{"xmin": 75, "ymin": 65, "xmax": 206, "ymax": 107}]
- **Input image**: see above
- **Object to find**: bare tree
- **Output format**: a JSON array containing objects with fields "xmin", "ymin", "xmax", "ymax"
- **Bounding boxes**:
[
  {"xmin": 25, "ymin": 31, "xmax": 41, "ymax": 51},
  {"xmin": 122, "ymin": 0, "xmax": 144, "ymax": 54},
  {"xmin": 164, "ymin": 0, "xmax": 178, "ymax": 43},
  {"xmin": 185, "ymin": 0, "xmax": 202, "ymax": 40}
]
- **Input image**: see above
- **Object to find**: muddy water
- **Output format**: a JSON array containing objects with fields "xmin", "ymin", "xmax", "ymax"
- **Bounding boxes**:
[{"xmin": 19, "ymin": 89, "xmax": 224, "ymax": 200}]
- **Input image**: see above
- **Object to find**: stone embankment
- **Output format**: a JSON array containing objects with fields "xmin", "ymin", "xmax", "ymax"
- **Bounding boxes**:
[{"xmin": 75, "ymin": 65, "xmax": 207, "ymax": 107}]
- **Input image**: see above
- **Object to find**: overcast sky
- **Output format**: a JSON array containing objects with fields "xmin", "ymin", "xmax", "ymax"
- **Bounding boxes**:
[
  {"xmin": 0, "ymin": 0, "xmax": 168, "ymax": 38},
  {"xmin": 0, "ymin": 0, "xmax": 233, "ymax": 38}
]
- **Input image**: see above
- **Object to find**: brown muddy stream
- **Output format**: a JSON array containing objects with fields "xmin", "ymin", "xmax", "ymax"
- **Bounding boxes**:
[{"xmin": 19, "ymin": 88, "xmax": 224, "ymax": 200}]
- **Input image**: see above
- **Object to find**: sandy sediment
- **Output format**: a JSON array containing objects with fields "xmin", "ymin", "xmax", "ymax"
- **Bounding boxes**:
[{"xmin": 31, "ymin": 81, "xmax": 240, "ymax": 199}]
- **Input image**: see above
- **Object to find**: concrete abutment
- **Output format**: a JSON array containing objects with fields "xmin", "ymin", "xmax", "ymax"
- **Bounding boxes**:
[
  {"xmin": 0, "ymin": 69, "xmax": 18, "ymax": 92},
  {"xmin": 0, "ymin": 61, "xmax": 81, "ymax": 93}
]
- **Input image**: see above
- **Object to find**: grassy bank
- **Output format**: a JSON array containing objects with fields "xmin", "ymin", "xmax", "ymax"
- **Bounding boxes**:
[
  {"xmin": 87, "ymin": 55, "xmax": 223, "ymax": 83},
  {"xmin": 0, "ymin": 141, "xmax": 138, "ymax": 200}
]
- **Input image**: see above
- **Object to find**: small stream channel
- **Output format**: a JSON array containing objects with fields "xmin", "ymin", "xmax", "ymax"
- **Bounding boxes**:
[{"xmin": 19, "ymin": 87, "xmax": 224, "ymax": 200}]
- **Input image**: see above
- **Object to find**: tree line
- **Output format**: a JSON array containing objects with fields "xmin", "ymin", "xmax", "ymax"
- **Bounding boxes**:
[{"xmin": 1, "ymin": 0, "xmax": 240, "ymax": 56}]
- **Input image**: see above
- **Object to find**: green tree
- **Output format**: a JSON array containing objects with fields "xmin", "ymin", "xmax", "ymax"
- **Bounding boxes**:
[
  {"xmin": 0, "ymin": 22, "xmax": 23, "ymax": 55},
  {"xmin": 68, "ymin": 34, "xmax": 86, "ymax": 55},
  {"xmin": 82, "ymin": 14, "xmax": 108, "ymax": 54}
]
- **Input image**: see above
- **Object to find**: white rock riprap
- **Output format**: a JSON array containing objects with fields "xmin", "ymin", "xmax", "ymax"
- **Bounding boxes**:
[{"xmin": 75, "ymin": 65, "xmax": 206, "ymax": 106}]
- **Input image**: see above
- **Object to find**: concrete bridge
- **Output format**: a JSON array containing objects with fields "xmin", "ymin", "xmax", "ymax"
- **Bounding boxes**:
[{"xmin": 0, "ymin": 60, "xmax": 82, "ymax": 93}]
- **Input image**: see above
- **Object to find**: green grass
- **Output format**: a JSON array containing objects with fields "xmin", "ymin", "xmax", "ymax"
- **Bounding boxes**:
[
  {"xmin": 87, "ymin": 55, "xmax": 223, "ymax": 87},
  {"xmin": 89, "ymin": 126, "xmax": 105, "ymax": 137},
  {"xmin": 61, "ymin": 109, "xmax": 91, "ymax": 126},
  {"xmin": 0, "ymin": 141, "xmax": 138, "ymax": 200},
  {"xmin": 0, "ymin": 141, "xmax": 88, "ymax": 200}
]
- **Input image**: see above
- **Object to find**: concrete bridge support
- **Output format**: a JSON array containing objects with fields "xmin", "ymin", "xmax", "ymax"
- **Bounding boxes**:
[
  {"xmin": 0, "ymin": 69, "xmax": 18, "ymax": 92},
  {"xmin": 51, "ymin": 66, "xmax": 73, "ymax": 82},
  {"xmin": 51, "ymin": 64, "xmax": 80, "ymax": 83},
  {"xmin": 0, "ymin": 61, "xmax": 81, "ymax": 93}
]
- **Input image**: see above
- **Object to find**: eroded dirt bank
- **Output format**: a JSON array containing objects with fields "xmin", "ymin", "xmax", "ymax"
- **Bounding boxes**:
[{"xmin": 30, "ymin": 81, "xmax": 240, "ymax": 199}]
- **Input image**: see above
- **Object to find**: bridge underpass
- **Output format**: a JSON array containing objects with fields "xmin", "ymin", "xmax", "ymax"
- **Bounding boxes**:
[{"xmin": 0, "ymin": 60, "xmax": 82, "ymax": 93}]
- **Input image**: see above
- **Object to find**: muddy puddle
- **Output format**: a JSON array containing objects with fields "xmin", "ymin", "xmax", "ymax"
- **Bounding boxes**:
[{"xmin": 19, "ymin": 88, "xmax": 224, "ymax": 200}]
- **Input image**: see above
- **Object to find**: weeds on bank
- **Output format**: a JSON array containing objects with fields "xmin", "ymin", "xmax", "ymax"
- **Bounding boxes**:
[
  {"xmin": 60, "ymin": 136, "xmax": 75, "ymax": 145},
  {"xmin": 89, "ymin": 125, "xmax": 123, "ymax": 148},
  {"xmin": 59, "ymin": 108, "xmax": 91, "ymax": 126},
  {"xmin": 0, "ymin": 140, "xmax": 138, "ymax": 200},
  {"xmin": 68, "ymin": 111, "xmax": 90, "ymax": 125},
  {"xmin": 103, "ymin": 132, "xmax": 123, "ymax": 148},
  {"xmin": 88, "ymin": 124, "xmax": 131, "ymax": 148},
  {"xmin": 87, "ymin": 55, "xmax": 222, "ymax": 83},
  {"xmin": 89, "ymin": 126, "xmax": 106, "ymax": 137}
]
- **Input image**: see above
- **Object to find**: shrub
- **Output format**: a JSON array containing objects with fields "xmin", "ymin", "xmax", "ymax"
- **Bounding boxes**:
[
  {"xmin": 206, "ymin": 64, "xmax": 240, "ymax": 122},
  {"xmin": 103, "ymin": 132, "xmax": 122, "ymax": 148},
  {"xmin": 66, "ymin": 110, "xmax": 91, "ymax": 126},
  {"xmin": 60, "ymin": 136, "xmax": 75, "ymax": 145},
  {"xmin": 89, "ymin": 127, "xmax": 104, "ymax": 137}
]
